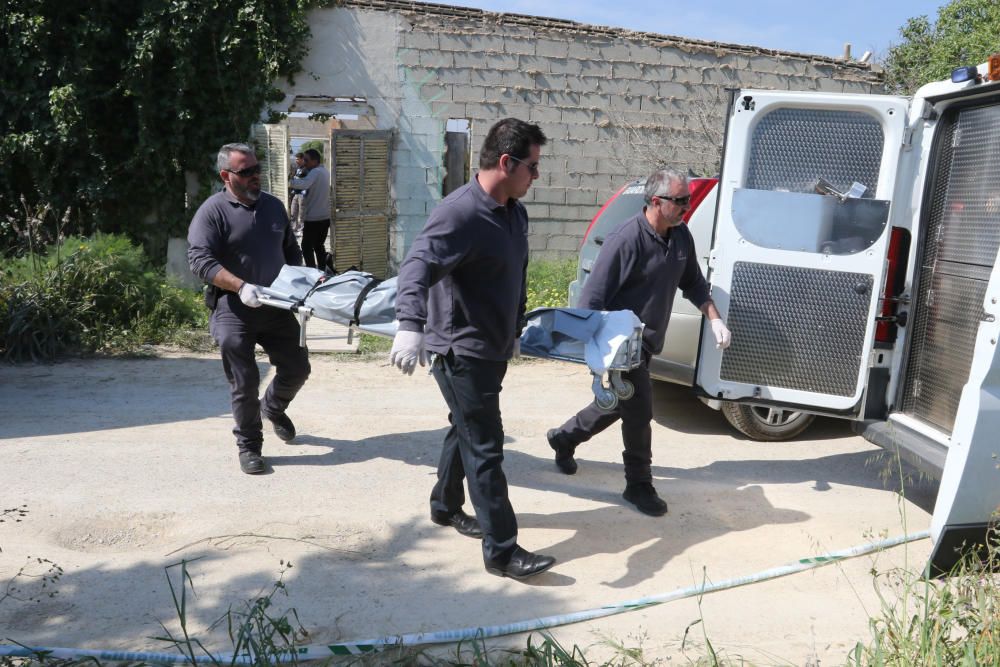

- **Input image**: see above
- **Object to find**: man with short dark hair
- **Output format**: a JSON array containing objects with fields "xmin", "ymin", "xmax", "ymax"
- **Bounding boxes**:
[
  {"xmin": 289, "ymin": 148, "xmax": 331, "ymax": 269},
  {"xmin": 187, "ymin": 143, "xmax": 311, "ymax": 474},
  {"xmin": 391, "ymin": 118, "xmax": 556, "ymax": 581},
  {"xmin": 546, "ymin": 168, "xmax": 731, "ymax": 515}
]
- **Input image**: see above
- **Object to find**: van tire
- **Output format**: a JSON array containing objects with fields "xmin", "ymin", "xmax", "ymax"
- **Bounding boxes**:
[{"xmin": 720, "ymin": 402, "xmax": 815, "ymax": 441}]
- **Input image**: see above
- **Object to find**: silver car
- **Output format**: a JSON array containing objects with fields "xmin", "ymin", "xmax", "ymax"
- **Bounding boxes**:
[{"xmin": 568, "ymin": 177, "xmax": 816, "ymax": 440}]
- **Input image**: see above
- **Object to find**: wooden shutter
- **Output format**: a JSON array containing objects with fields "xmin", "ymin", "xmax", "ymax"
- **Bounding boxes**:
[
  {"xmin": 331, "ymin": 130, "xmax": 392, "ymax": 277},
  {"xmin": 251, "ymin": 124, "xmax": 289, "ymax": 208}
]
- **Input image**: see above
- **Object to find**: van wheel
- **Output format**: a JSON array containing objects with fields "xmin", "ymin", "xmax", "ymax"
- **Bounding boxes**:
[{"xmin": 720, "ymin": 402, "xmax": 815, "ymax": 441}]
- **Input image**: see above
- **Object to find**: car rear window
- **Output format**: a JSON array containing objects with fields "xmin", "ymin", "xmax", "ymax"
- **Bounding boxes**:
[{"xmin": 589, "ymin": 184, "xmax": 645, "ymax": 243}]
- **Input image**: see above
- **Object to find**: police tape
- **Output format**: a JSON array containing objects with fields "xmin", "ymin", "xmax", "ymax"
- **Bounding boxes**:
[{"xmin": 0, "ymin": 530, "xmax": 930, "ymax": 663}]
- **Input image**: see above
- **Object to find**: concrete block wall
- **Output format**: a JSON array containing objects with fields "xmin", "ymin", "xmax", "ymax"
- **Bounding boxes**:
[{"xmin": 301, "ymin": 1, "xmax": 885, "ymax": 264}]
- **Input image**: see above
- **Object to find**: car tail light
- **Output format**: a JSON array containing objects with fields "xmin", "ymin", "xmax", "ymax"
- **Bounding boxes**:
[
  {"xmin": 875, "ymin": 227, "xmax": 910, "ymax": 344},
  {"xmin": 683, "ymin": 177, "xmax": 718, "ymax": 223}
]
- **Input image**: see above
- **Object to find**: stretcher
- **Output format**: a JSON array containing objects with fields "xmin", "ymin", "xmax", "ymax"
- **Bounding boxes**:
[
  {"xmin": 258, "ymin": 266, "xmax": 396, "ymax": 345},
  {"xmin": 260, "ymin": 266, "xmax": 645, "ymax": 409},
  {"xmin": 519, "ymin": 307, "xmax": 644, "ymax": 410}
]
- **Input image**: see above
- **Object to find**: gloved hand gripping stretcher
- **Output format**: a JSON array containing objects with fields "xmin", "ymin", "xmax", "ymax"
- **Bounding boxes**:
[{"xmin": 260, "ymin": 266, "xmax": 644, "ymax": 409}]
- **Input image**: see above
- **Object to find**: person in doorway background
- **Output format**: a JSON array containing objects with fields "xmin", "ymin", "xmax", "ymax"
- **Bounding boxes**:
[
  {"xmin": 288, "ymin": 152, "xmax": 309, "ymax": 235},
  {"xmin": 289, "ymin": 148, "xmax": 331, "ymax": 269}
]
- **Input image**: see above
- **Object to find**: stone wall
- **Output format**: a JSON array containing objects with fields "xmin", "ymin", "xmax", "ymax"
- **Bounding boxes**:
[{"xmin": 280, "ymin": 0, "xmax": 884, "ymax": 265}]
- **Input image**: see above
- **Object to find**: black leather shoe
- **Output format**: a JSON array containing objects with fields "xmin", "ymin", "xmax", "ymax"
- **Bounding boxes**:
[
  {"xmin": 430, "ymin": 509, "xmax": 483, "ymax": 539},
  {"xmin": 547, "ymin": 429, "xmax": 577, "ymax": 475},
  {"xmin": 264, "ymin": 411, "xmax": 296, "ymax": 442},
  {"xmin": 623, "ymin": 482, "xmax": 668, "ymax": 516},
  {"xmin": 239, "ymin": 450, "xmax": 266, "ymax": 475},
  {"xmin": 485, "ymin": 546, "xmax": 556, "ymax": 581}
]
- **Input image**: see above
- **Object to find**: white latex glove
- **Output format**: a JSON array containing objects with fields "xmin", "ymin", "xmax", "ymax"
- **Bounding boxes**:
[
  {"xmin": 389, "ymin": 330, "xmax": 427, "ymax": 375},
  {"xmin": 710, "ymin": 318, "xmax": 732, "ymax": 350},
  {"xmin": 238, "ymin": 282, "xmax": 263, "ymax": 308},
  {"xmin": 512, "ymin": 338, "xmax": 521, "ymax": 359}
]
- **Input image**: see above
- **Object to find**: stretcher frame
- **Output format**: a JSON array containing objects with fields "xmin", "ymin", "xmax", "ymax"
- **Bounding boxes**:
[{"xmin": 258, "ymin": 268, "xmax": 644, "ymax": 410}]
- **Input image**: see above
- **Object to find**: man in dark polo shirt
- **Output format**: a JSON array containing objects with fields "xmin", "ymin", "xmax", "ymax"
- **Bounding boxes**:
[
  {"xmin": 547, "ymin": 168, "xmax": 732, "ymax": 516},
  {"xmin": 390, "ymin": 118, "xmax": 556, "ymax": 581},
  {"xmin": 188, "ymin": 143, "xmax": 311, "ymax": 475}
]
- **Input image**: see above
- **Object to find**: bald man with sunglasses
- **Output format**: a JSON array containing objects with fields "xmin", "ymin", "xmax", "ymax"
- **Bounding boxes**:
[
  {"xmin": 188, "ymin": 143, "xmax": 311, "ymax": 475},
  {"xmin": 546, "ymin": 168, "xmax": 731, "ymax": 516}
]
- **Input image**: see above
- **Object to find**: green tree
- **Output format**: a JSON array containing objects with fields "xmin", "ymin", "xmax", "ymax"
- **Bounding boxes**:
[
  {"xmin": 300, "ymin": 139, "xmax": 325, "ymax": 156},
  {"xmin": 883, "ymin": 0, "xmax": 1000, "ymax": 94},
  {"xmin": 0, "ymin": 0, "xmax": 314, "ymax": 259}
]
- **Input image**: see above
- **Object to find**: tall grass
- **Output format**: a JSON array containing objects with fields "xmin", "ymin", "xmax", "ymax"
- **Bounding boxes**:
[
  {"xmin": 847, "ymin": 524, "xmax": 1000, "ymax": 666},
  {"xmin": 152, "ymin": 559, "xmax": 308, "ymax": 666}
]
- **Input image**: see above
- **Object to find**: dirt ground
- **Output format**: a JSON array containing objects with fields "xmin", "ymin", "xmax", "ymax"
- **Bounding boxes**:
[{"xmin": 0, "ymin": 348, "xmax": 938, "ymax": 664}]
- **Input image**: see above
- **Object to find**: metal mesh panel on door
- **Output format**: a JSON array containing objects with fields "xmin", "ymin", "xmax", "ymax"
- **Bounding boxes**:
[
  {"xmin": 746, "ymin": 108, "xmax": 884, "ymax": 194},
  {"xmin": 332, "ymin": 131, "xmax": 391, "ymax": 277},
  {"xmin": 902, "ymin": 270, "xmax": 988, "ymax": 431},
  {"xmin": 901, "ymin": 101, "xmax": 1000, "ymax": 433},
  {"xmin": 252, "ymin": 124, "xmax": 289, "ymax": 208},
  {"xmin": 720, "ymin": 262, "xmax": 872, "ymax": 396},
  {"xmin": 931, "ymin": 104, "xmax": 1000, "ymax": 267}
]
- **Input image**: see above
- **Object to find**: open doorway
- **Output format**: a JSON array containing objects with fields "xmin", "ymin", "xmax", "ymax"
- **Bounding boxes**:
[{"xmin": 444, "ymin": 118, "xmax": 471, "ymax": 196}]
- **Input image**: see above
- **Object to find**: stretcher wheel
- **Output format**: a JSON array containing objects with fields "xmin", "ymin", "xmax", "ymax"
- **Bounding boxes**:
[
  {"xmin": 614, "ymin": 379, "xmax": 634, "ymax": 401},
  {"xmin": 595, "ymin": 388, "xmax": 618, "ymax": 411}
]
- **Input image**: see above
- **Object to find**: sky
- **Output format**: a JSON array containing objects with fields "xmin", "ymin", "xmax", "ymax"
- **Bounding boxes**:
[{"xmin": 440, "ymin": 0, "xmax": 947, "ymax": 60}]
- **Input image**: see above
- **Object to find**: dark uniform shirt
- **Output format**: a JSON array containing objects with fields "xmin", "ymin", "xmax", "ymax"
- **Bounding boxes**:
[
  {"xmin": 187, "ymin": 189, "xmax": 302, "ymax": 288},
  {"xmin": 395, "ymin": 176, "xmax": 528, "ymax": 361},
  {"xmin": 581, "ymin": 211, "xmax": 711, "ymax": 355}
]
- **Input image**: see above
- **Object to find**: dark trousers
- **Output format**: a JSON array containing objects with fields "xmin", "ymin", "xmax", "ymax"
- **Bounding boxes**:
[
  {"xmin": 430, "ymin": 352, "xmax": 517, "ymax": 563},
  {"xmin": 209, "ymin": 295, "xmax": 311, "ymax": 453},
  {"xmin": 553, "ymin": 356, "xmax": 654, "ymax": 484},
  {"xmin": 300, "ymin": 218, "xmax": 331, "ymax": 269}
]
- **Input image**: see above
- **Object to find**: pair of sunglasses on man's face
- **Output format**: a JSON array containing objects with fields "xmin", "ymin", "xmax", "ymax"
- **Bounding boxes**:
[
  {"xmin": 656, "ymin": 194, "xmax": 691, "ymax": 206},
  {"xmin": 226, "ymin": 164, "xmax": 262, "ymax": 178}
]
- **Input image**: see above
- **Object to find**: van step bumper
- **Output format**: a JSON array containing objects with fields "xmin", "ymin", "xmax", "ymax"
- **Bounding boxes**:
[{"xmin": 852, "ymin": 417, "xmax": 947, "ymax": 480}]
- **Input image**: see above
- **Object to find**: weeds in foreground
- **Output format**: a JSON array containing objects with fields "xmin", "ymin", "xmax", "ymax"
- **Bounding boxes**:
[
  {"xmin": 0, "ymin": 505, "xmax": 63, "ymax": 609},
  {"xmin": 341, "ymin": 632, "xmax": 652, "ymax": 666},
  {"xmin": 848, "ymin": 523, "xmax": 1000, "ymax": 666},
  {"xmin": 152, "ymin": 559, "xmax": 308, "ymax": 666}
]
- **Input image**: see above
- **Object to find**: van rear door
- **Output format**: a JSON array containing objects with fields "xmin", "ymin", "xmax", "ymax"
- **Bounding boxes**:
[{"xmin": 696, "ymin": 90, "xmax": 910, "ymax": 415}]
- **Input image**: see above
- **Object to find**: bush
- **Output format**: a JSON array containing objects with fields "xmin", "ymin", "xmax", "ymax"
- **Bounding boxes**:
[
  {"xmin": 0, "ymin": 233, "xmax": 207, "ymax": 361},
  {"xmin": 526, "ymin": 258, "xmax": 577, "ymax": 311}
]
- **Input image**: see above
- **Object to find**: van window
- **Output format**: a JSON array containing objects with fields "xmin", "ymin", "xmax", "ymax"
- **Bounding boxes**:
[
  {"xmin": 734, "ymin": 107, "xmax": 889, "ymax": 255},
  {"xmin": 746, "ymin": 108, "xmax": 884, "ymax": 194}
]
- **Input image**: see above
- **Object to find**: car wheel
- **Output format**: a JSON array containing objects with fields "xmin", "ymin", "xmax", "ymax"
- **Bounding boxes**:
[{"xmin": 720, "ymin": 402, "xmax": 815, "ymax": 441}]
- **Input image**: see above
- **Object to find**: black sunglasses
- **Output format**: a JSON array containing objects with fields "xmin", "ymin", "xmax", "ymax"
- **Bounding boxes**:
[
  {"xmin": 507, "ymin": 154, "xmax": 539, "ymax": 175},
  {"xmin": 656, "ymin": 194, "xmax": 691, "ymax": 206},
  {"xmin": 225, "ymin": 164, "xmax": 262, "ymax": 178}
]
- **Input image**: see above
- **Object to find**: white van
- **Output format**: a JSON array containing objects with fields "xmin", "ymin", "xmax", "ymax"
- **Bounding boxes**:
[
  {"xmin": 570, "ymin": 178, "xmax": 818, "ymax": 441},
  {"xmin": 696, "ymin": 56, "xmax": 1000, "ymax": 574}
]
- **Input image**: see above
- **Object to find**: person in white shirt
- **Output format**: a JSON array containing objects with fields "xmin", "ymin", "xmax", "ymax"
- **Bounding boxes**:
[{"xmin": 289, "ymin": 148, "xmax": 331, "ymax": 269}]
